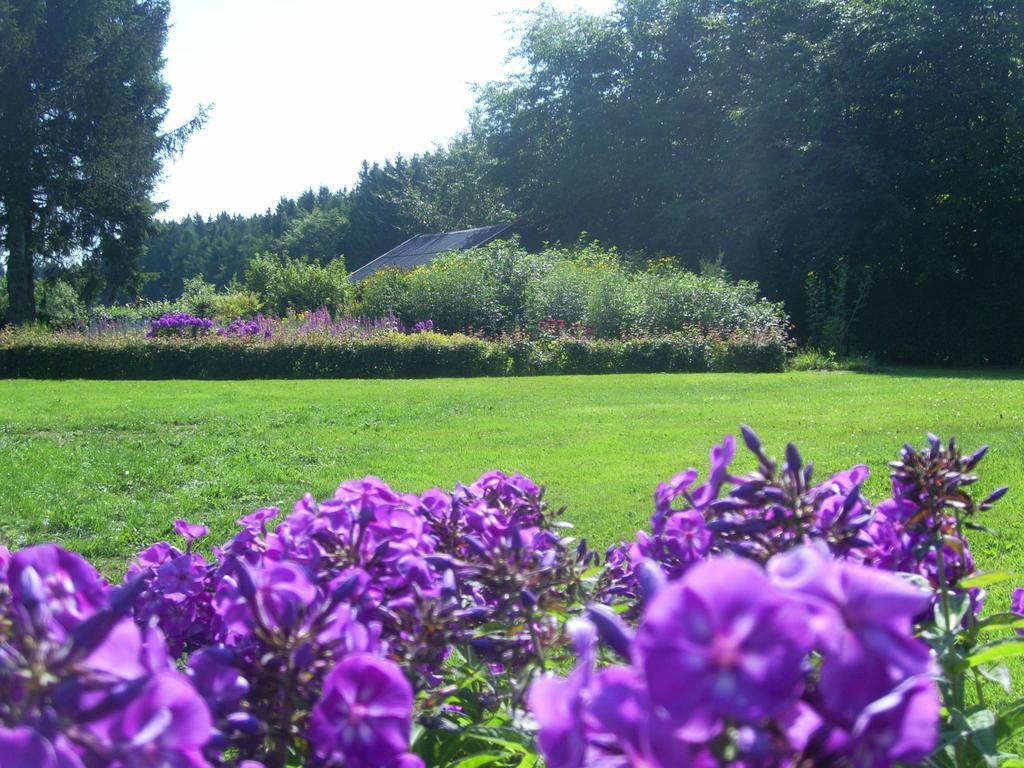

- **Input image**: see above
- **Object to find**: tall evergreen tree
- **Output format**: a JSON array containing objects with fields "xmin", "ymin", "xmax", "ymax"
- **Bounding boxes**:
[{"xmin": 0, "ymin": 0, "xmax": 194, "ymax": 322}]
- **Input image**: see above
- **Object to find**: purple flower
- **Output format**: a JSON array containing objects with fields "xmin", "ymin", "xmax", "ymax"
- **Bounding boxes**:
[
  {"xmin": 174, "ymin": 518, "xmax": 210, "ymax": 544},
  {"xmin": 0, "ymin": 726, "xmax": 83, "ymax": 768},
  {"xmin": 147, "ymin": 313, "xmax": 214, "ymax": 338},
  {"xmin": 86, "ymin": 672, "xmax": 213, "ymax": 767},
  {"xmin": 847, "ymin": 677, "xmax": 940, "ymax": 766},
  {"xmin": 8, "ymin": 544, "xmax": 109, "ymax": 633},
  {"xmin": 1013, "ymin": 588, "xmax": 1024, "ymax": 635},
  {"xmin": 187, "ymin": 647, "xmax": 250, "ymax": 713},
  {"xmin": 529, "ymin": 619, "xmax": 596, "ymax": 768},
  {"xmin": 308, "ymin": 654, "xmax": 415, "ymax": 768},
  {"xmin": 585, "ymin": 666, "xmax": 697, "ymax": 767},
  {"xmin": 768, "ymin": 546, "xmax": 933, "ymax": 718},
  {"xmin": 634, "ymin": 557, "xmax": 810, "ymax": 738}
]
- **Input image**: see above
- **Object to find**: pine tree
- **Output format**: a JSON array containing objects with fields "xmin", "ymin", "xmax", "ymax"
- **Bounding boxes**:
[{"xmin": 0, "ymin": 0, "xmax": 198, "ymax": 321}]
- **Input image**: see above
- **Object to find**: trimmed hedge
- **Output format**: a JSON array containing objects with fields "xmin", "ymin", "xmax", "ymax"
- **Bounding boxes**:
[{"xmin": 0, "ymin": 330, "xmax": 786, "ymax": 379}]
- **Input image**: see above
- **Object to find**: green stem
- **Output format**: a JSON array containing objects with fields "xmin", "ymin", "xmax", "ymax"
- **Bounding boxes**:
[
  {"xmin": 935, "ymin": 541, "xmax": 968, "ymax": 768},
  {"xmin": 952, "ymin": 513, "xmax": 987, "ymax": 706}
]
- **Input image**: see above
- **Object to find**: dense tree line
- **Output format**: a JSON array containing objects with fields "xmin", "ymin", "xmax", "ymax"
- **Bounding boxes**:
[
  {"xmin": 141, "ymin": 128, "xmax": 512, "ymax": 299},
  {"xmin": 9, "ymin": 0, "xmax": 1020, "ymax": 362},
  {"xmin": 144, "ymin": 0, "xmax": 1023, "ymax": 363},
  {"xmin": 476, "ymin": 0, "xmax": 1024, "ymax": 363}
]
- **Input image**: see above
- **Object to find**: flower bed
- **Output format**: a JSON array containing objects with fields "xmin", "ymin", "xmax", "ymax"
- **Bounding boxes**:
[
  {"xmin": 0, "ymin": 326, "xmax": 787, "ymax": 378},
  {"xmin": 0, "ymin": 429, "xmax": 1020, "ymax": 766}
]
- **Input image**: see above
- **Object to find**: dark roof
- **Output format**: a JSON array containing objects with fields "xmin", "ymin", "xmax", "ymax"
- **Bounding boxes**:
[{"xmin": 348, "ymin": 223, "xmax": 512, "ymax": 281}]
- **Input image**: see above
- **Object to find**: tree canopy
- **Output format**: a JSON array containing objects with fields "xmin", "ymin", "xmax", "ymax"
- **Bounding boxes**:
[
  {"xmin": 477, "ymin": 0, "xmax": 1024, "ymax": 362},
  {"xmin": 0, "ymin": 0, "xmax": 189, "ymax": 322},
  {"xmin": 14, "ymin": 0, "xmax": 1021, "ymax": 363}
]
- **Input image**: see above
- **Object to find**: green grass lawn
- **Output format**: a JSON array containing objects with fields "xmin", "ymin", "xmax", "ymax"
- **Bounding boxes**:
[{"xmin": 1, "ymin": 371, "xmax": 1023, "ymax": 582}]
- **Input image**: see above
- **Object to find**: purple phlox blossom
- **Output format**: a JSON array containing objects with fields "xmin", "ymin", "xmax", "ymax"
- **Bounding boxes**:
[
  {"xmin": 8, "ymin": 544, "xmax": 110, "ymax": 635},
  {"xmin": 308, "ymin": 654, "xmax": 416, "ymax": 768},
  {"xmin": 174, "ymin": 519, "xmax": 210, "ymax": 546},
  {"xmin": 650, "ymin": 435, "xmax": 736, "ymax": 531},
  {"xmin": 529, "ymin": 618, "xmax": 597, "ymax": 768},
  {"xmin": 85, "ymin": 671, "xmax": 213, "ymax": 768},
  {"xmin": 0, "ymin": 726, "xmax": 84, "ymax": 768},
  {"xmin": 635, "ymin": 556, "xmax": 811, "ymax": 739},
  {"xmin": 767, "ymin": 545, "xmax": 939, "ymax": 762},
  {"xmin": 147, "ymin": 313, "xmax": 214, "ymax": 338},
  {"xmin": 124, "ymin": 541, "xmax": 213, "ymax": 656}
]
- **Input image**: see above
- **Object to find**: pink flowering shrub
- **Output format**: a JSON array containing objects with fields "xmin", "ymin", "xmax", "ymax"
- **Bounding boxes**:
[{"xmin": 0, "ymin": 430, "xmax": 1020, "ymax": 767}]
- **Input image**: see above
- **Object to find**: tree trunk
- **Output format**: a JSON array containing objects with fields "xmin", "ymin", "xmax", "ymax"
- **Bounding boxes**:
[{"xmin": 5, "ymin": 191, "xmax": 35, "ymax": 324}]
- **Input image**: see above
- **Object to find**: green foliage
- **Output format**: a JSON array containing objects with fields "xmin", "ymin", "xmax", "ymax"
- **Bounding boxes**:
[
  {"xmin": 805, "ymin": 261, "xmax": 872, "ymax": 354},
  {"xmin": 36, "ymin": 280, "xmax": 87, "ymax": 328},
  {"xmin": 624, "ymin": 263, "xmax": 785, "ymax": 338},
  {"xmin": 0, "ymin": 327, "xmax": 786, "ymax": 379},
  {"xmin": 244, "ymin": 253, "xmax": 352, "ymax": 315},
  {"xmin": 788, "ymin": 348, "xmax": 876, "ymax": 372},
  {"xmin": 518, "ymin": 243, "xmax": 632, "ymax": 336},
  {"xmin": 353, "ymin": 242, "xmax": 787, "ymax": 343},
  {"xmin": 177, "ymin": 277, "xmax": 265, "ymax": 323},
  {"xmin": 180, "ymin": 277, "xmax": 220, "ymax": 318},
  {"xmin": 453, "ymin": 240, "xmax": 555, "ymax": 329},
  {"xmin": 0, "ymin": 0, "xmax": 199, "ymax": 321},
  {"xmin": 277, "ymin": 206, "xmax": 350, "ymax": 264},
  {"xmin": 384, "ymin": 122, "xmax": 514, "ymax": 234},
  {"xmin": 402, "ymin": 254, "xmax": 504, "ymax": 333},
  {"xmin": 87, "ymin": 299, "xmax": 186, "ymax": 324},
  {"xmin": 357, "ymin": 267, "xmax": 412, "ymax": 320},
  {"xmin": 0, "ymin": 276, "xmax": 8, "ymax": 324},
  {"xmin": 525, "ymin": 260, "xmax": 592, "ymax": 327},
  {"xmin": 210, "ymin": 289, "xmax": 263, "ymax": 324},
  {"xmin": 477, "ymin": 0, "xmax": 1024, "ymax": 364}
]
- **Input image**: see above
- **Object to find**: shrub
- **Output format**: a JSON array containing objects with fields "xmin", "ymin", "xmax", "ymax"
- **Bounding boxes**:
[
  {"xmin": 36, "ymin": 279, "xmax": 88, "ymax": 328},
  {"xmin": 0, "ymin": 327, "xmax": 786, "ymax": 379},
  {"xmin": 789, "ymin": 347, "xmax": 878, "ymax": 372},
  {"xmin": 352, "ymin": 242, "xmax": 787, "ymax": 343},
  {"xmin": 525, "ymin": 260, "xmax": 592, "ymax": 327},
  {"xmin": 357, "ymin": 267, "xmax": 412, "ymax": 320},
  {"xmin": 624, "ymin": 261, "xmax": 786, "ymax": 337},
  {"xmin": 180, "ymin": 276, "xmax": 220, "ymax": 318},
  {"xmin": 245, "ymin": 253, "xmax": 352, "ymax": 315},
  {"xmin": 522, "ymin": 244, "xmax": 629, "ymax": 337},
  {"xmin": 210, "ymin": 289, "xmax": 263, "ymax": 324},
  {"xmin": 402, "ymin": 253, "xmax": 503, "ymax": 333},
  {"xmin": 459, "ymin": 239, "xmax": 556, "ymax": 328},
  {"xmin": 87, "ymin": 298, "xmax": 187, "ymax": 324}
]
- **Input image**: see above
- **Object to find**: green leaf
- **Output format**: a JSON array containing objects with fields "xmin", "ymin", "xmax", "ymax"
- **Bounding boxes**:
[
  {"xmin": 969, "ymin": 639, "xmax": 1024, "ymax": 667},
  {"xmin": 463, "ymin": 725, "xmax": 537, "ymax": 755},
  {"xmin": 977, "ymin": 663, "xmax": 1013, "ymax": 694},
  {"xmin": 972, "ymin": 613, "xmax": 1024, "ymax": 634},
  {"xmin": 961, "ymin": 571, "xmax": 1019, "ymax": 589},
  {"xmin": 935, "ymin": 591, "xmax": 972, "ymax": 633},
  {"xmin": 965, "ymin": 707, "xmax": 998, "ymax": 762},
  {"xmin": 451, "ymin": 753, "xmax": 509, "ymax": 767},
  {"xmin": 996, "ymin": 701, "xmax": 1024, "ymax": 746}
]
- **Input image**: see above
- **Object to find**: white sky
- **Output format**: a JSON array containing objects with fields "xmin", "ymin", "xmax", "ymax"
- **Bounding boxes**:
[{"xmin": 156, "ymin": 0, "xmax": 616, "ymax": 220}]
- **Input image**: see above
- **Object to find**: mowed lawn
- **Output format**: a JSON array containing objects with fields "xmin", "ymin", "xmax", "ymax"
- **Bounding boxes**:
[{"xmin": 1, "ymin": 371, "xmax": 1023, "ymax": 581}]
